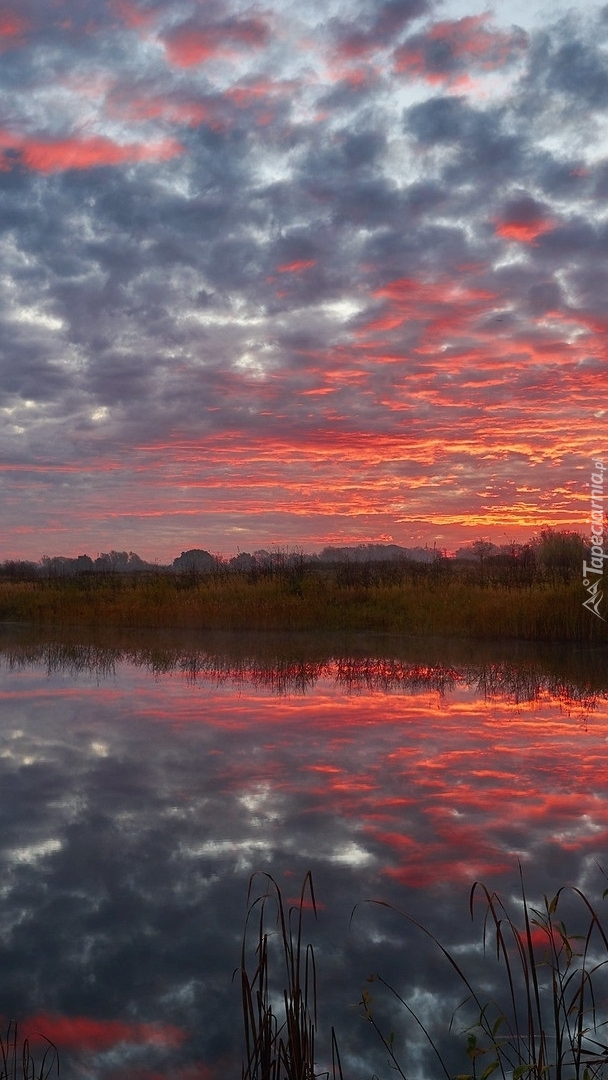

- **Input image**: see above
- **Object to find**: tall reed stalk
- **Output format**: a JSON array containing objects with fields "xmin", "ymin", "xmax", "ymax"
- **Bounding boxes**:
[
  {"xmin": 0, "ymin": 1022, "xmax": 58, "ymax": 1080},
  {"xmin": 240, "ymin": 872, "xmax": 343, "ymax": 1080}
]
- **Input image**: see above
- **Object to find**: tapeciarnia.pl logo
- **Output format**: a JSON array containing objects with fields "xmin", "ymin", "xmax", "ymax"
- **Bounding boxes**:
[{"xmin": 582, "ymin": 458, "xmax": 606, "ymax": 620}]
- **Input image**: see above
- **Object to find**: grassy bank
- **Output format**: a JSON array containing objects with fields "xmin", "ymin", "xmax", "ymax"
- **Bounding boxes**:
[{"xmin": 0, "ymin": 570, "xmax": 606, "ymax": 642}]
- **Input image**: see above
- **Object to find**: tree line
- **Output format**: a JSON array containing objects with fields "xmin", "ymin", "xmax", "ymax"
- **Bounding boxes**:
[{"xmin": 0, "ymin": 529, "xmax": 592, "ymax": 589}]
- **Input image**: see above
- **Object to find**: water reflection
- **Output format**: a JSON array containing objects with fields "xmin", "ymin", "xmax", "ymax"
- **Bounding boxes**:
[
  {"xmin": 2, "ymin": 627, "xmax": 606, "ymax": 709},
  {"xmin": 0, "ymin": 628, "xmax": 607, "ymax": 1079}
]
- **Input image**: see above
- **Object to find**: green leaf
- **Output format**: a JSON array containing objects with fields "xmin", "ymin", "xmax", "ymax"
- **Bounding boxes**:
[
  {"xmin": 491, "ymin": 1014, "xmax": 506, "ymax": 1038},
  {"xmin": 513, "ymin": 1065, "xmax": 531, "ymax": 1079},
  {"xmin": 480, "ymin": 1059, "xmax": 499, "ymax": 1080},
  {"xmin": 466, "ymin": 1033, "xmax": 485, "ymax": 1061}
]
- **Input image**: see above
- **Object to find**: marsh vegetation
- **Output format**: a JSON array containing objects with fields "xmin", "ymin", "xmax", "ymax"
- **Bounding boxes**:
[
  {"xmin": 0, "ymin": 568, "xmax": 603, "ymax": 642},
  {"xmin": 242, "ymin": 870, "xmax": 608, "ymax": 1080},
  {"xmin": 1, "ymin": 530, "xmax": 602, "ymax": 641}
]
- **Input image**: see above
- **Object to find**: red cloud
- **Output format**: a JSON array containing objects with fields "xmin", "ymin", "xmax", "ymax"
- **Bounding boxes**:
[
  {"xmin": 111, "ymin": 94, "xmax": 221, "ymax": 130},
  {"xmin": 163, "ymin": 18, "xmax": 269, "ymax": 68},
  {"xmin": 334, "ymin": 0, "xmax": 430, "ymax": 62},
  {"xmin": 277, "ymin": 259, "xmax": 317, "ymax": 273},
  {"xmin": 394, "ymin": 13, "xmax": 527, "ymax": 83},
  {"xmin": 226, "ymin": 77, "xmax": 295, "ymax": 106},
  {"xmin": 223, "ymin": 77, "xmax": 296, "ymax": 124},
  {"xmin": 494, "ymin": 195, "xmax": 556, "ymax": 243},
  {"xmin": 428, "ymin": 13, "xmax": 523, "ymax": 61},
  {"xmin": 495, "ymin": 218, "xmax": 555, "ymax": 243},
  {"xmin": 360, "ymin": 275, "xmax": 497, "ymax": 337},
  {"xmin": 0, "ymin": 132, "xmax": 183, "ymax": 172},
  {"xmin": 25, "ymin": 1015, "xmax": 185, "ymax": 1051},
  {"xmin": 109, "ymin": 0, "xmax": 153, "ymax": 31},
  {"xmin": 0, "ymin": 7, "xmax": 29, "ymax": 49}
]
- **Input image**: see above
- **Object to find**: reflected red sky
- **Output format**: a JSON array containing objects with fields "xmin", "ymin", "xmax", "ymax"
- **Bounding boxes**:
[
  {"xmin": 26, "ymin": 1015, "xmax": 185, "ymax": 1050},
  {"xmin": 5, "ymin": 655, "xmax": 604, "ymax": 892},
  {"xmin": 116, "ymin": 666, "xmax": 608, "ymax": 890},
  {"xmin": 2, "ymin": 647, "xmax": 606, "ymax": 1079}
]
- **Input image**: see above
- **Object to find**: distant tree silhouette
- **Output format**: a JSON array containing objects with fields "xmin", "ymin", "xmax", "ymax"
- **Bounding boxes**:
[
  {"xmin": 533, "ymin": 527, "xmax": 588, "ymax": 584},
  {"xmin": 172, "ymin": 549, "xmax": 217, "ymax": 574},
  {"xmin": 0, "ymin": 559, "xmax": 39, "ymax": 582}
]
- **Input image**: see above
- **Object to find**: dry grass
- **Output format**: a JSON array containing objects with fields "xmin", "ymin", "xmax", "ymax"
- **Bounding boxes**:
[{"xmin": 0, "ymin": 572, "xmax": 606, "ymax": 642}]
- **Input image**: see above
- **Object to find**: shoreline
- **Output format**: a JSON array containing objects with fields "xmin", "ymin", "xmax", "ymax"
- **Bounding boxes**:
[{"xmin": 1, "ymin": 571, "xmax": 605, "ymax": 643}]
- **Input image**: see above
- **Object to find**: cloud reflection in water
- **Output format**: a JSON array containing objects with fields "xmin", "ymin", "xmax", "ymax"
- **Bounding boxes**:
[{"xmin": 0, "ymin": 632, "xmax": 606, "ymax": 1078}]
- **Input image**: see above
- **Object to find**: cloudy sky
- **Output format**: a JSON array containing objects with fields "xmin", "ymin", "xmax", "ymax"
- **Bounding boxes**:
[{"xmin": 1, "ymin": 0, "xmax": 607, "ymax": 561}]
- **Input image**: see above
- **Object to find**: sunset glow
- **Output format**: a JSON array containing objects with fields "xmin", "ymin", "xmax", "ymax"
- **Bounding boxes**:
[{"xmin": 0, "ymin": 0, "xmax": 606, "ymax": 560}]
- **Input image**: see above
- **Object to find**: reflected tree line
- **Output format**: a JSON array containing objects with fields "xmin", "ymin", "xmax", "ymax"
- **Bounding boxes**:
[{"xmin": 0, "ymin": 632, "xmax": 605, "ymax": 715}]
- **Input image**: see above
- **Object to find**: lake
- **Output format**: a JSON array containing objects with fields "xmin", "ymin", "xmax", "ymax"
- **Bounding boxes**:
[{"xmin": 0, "ymin": 625, "xmax": 607, "ymax": 1079}]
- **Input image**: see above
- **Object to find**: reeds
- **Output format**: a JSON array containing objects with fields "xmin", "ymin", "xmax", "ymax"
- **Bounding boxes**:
[
  {"xmin": 240, "ymin": 872, "xmax": 343, "ymax": 1080},
  {"xmin": 360, "ymin": 865, "xmax": 608, "ymax": 1080},
  {"xmin": 0, "ymin": 1022, "xmax": 58, "ymax": 1080},
  {"xmin": 0, "ymin": 572, "xmax": 606, "ymax": 641}
]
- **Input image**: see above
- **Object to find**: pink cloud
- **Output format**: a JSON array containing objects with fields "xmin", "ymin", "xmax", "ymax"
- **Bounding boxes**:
[
  {"xmin": 110, "ymin": 93, "xmax": 222, "ymax": 130},
  {"xmin": 394, "ymin": 13, "xmax": 527, "ymax": 84},
  {"xmin": 277, "ymin": 259, "xmax": 317, "ymax": 273},
  {"xmin": 495, "ymin": 218, "xmax": 555, "ymax": 243},
  {"xmin": 162, "ymin": 17, "xmax": 269, "ymax": 68},
  {"xmin": 0, "ymin": 131, "xmax": 183, "ymax": 171},
  {"xmin": 109, "ymin": 0, "xmax": 154, "ymax": 31},
  {"xmin": 0, "ymin": 7, "xmax": 29, "ymax": 46}
]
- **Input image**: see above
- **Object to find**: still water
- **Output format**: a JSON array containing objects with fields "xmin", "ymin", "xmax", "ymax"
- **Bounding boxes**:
[{"xmin": 0, "ymin": 627, "xmax": 607, "ymax": 1079}]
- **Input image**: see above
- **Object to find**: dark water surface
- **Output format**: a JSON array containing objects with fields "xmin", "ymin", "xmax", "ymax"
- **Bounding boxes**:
[{"xmin": 0, "ymin": 626, "xmax": 607, "ymax": 1079}]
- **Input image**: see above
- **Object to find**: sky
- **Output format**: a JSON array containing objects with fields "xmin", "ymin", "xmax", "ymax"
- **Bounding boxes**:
[{"xmin": 1, "ymin": 0, "xmax": 607, "ymax": 562}]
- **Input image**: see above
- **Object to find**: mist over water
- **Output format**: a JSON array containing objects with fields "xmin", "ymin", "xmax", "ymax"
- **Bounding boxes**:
[{"xmin": 0, "ymin": 628, "xmax": 606, "ymax": 1079}]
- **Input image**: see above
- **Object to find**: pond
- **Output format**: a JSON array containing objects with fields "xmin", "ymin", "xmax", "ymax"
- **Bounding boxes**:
[{"xmin": 0, "ymin": 626, "xmax": 607, "ymax": 1079}]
